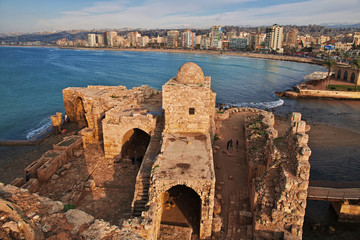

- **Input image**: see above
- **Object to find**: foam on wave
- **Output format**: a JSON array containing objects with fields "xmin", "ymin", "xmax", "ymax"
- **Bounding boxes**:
[{"xmin": 25, "ymin": 117, "xmax": 52, "ymax": 140}]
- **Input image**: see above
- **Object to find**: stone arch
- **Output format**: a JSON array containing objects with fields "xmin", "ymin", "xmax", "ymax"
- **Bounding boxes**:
[
  {"xmin": 350, "ymin": 72, "xmax": 356, "ymax": 83},
  {"xmin": 337, "ymin": 69, "xmax": 341, "ymax": 80},
  {"xmin": 75, "ymin": 97, "xmax": 88, "ymax": 128},
  {"xmin": 161, "ymin": 184, "xmax": 201, "ymax": 236},
  {"xmin": 343, "ymin": 71, "xmax": 348, "ymax": 81},
  {"xmin": 121, "ymin": 128, "xmax": 150, "ymax": 162}
]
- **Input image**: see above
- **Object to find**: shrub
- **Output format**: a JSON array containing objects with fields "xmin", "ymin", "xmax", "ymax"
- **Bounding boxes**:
[{"xmin": 63, "ymin": 203, "xmax": 76, "ymax": 212}]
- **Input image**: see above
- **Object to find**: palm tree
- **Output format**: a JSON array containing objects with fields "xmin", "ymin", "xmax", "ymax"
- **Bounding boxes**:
[
  {"xmin": 351, "ymin": 57, "xmax": 360, "ymax": 91},
  {"xmin": 322, "ymin": 59, "xmax": 336, "ymax": 89}
]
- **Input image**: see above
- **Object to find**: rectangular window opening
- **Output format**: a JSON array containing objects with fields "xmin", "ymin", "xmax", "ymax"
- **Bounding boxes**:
[{"xmin": 189, "ymin": 108, "xmax": 195, "ymax": 115}]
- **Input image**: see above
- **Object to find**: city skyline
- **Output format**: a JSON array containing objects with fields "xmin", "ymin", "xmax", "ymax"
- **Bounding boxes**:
[{"xmin": 0, "ymin": 0, "xmax": 359, "ymax": 33}]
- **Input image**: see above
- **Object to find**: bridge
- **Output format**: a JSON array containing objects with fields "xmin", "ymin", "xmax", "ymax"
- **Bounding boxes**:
[{"xmin": 307, "ymin": 180, "xmax": 360, "ymax": 201}]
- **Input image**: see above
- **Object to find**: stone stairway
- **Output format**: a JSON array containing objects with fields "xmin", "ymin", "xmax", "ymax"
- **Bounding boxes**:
[{"xmin": 131, "ymin": 113, "xmax": 164, "ymax": 217}]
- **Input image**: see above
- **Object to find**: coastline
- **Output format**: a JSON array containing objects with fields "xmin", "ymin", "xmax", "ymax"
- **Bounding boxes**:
[{"xmin": 2, "ymin": 45, "xmax": 323, "ymax": 65}]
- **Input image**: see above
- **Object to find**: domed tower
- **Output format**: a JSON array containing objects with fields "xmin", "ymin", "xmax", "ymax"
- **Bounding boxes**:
[{"xmin": 162, "ymin": 62, "xmax": 216, "ymax": 134}]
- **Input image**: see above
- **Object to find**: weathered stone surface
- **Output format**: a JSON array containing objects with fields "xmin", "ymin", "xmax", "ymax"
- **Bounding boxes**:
[
  {"xmin": 65, "ymin": 209, "xmax": 94, "ymax": 234},
  {"xmin": 176, "ymin": 62, "xmax": 204, "ymax": 84}
]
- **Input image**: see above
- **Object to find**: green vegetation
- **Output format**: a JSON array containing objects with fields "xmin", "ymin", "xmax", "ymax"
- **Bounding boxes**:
[
  {"xmin": 151, "ymin": 165, "xmax": 159, "ymax": 173},
  {"xmin": 327, "ymin": 85, "xmax": 358, "ymax": 91},
  {"xmin": 111, "ymin": 95, "xmax": 120, "ymax": 98},
  {"xmin": 216, "ymin": 111, "xmax": 224, "ymax": 114},
  {"xmin": 351, "ymin": 57, "xmax": 360, "ymax": 91},
  {"xmin": 322, "ymin": 59, "xmax": 337, "ymax": 88},
  {"xmin": 213, "ymin": 133, "xmax": 219, "ymax": 142},
  {"xmin": 63, "ymin": 203, "xmax": 76, "ymax": 212}
]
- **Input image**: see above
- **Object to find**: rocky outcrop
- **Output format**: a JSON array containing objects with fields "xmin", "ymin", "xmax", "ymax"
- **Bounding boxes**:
[{"xmin": 0, "ymin": 183, "xmax": 143, "ymax": 240}]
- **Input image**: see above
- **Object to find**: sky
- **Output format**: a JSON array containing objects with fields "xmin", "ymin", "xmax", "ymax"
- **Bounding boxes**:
[{"xmin": 0, "ymin": 0, "xmax": 359, "ymax": 33}]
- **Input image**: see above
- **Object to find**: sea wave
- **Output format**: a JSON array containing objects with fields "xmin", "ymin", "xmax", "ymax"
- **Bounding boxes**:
[
  {"xmin": 230, "ymin": 99, "xmax": 284, "ymax": 109},
  {"xmin": 26, "ymin": 117, "xmax": 52, "ymax": 139}
]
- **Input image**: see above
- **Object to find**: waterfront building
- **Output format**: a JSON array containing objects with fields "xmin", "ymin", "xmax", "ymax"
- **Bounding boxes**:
[
  {"xmin": 286, "ymin": 28, "xmax": 298, "ymax": 46},
  {"xmin": 88, "ymin": 34, "xmax": 96, "ymax": 47},
  {"xmin": 229, "ymin": 38, "xmax": 249, "ymax": 50},
  {"xmin": 209, "ymin": 26, "xmax": 222, "ymax": 49},
  {"xmin": 104, "ymin": 31, "xmax": 117, "ymax": 47},
  {"xmin": 96, "ymin": 34, "xmax": 104, "ymax": 47},
  {"xmin": 167, "ymin": 30, "xmax": 180, "ymax": 48},
  {"xmin": 265, "ymin": 24, "xmax": 284, "ymax": 52},
  {"xmin": 250, "ymin": 28, "xmax": 266, "ymax": 51},
  {"xmin": 140, "ymin": 36, "xmax": 149, "ymax": 47},
  {"xmin": 200, "ymin": 35, "xmax": 211, "ymax": 50},
  {"xmin": 181, "ymin": 29, "xmax": 195, "ymax": 48},
  {"xmin": 127, "ymin": 32, "xmax": 141, "ymax": 47}
]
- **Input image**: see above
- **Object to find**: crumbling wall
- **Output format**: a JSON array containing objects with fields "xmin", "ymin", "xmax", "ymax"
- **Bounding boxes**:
[
  {"xmin": 102, "ymin": 110, "xmax": 157, "ymax": 159},
  {"xmin": 251, "ymin": 112, "xmax": 311, "ymax": 240},
  {"xmin": 63, "ymin": 85, "xmax": 160, "ymax": 146},
  {"xmin": 245, "ymin": 111, "xmax": 278, "ymax": 187}
]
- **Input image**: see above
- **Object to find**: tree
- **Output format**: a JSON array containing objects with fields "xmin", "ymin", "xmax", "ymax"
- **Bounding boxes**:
[
  {"xmin": 322, "ymin": 59, "xmax": 336, "ymax": 88},
  {"xmin": 351, "ymin": 57, "xmax": 360, "ymax": 91}
]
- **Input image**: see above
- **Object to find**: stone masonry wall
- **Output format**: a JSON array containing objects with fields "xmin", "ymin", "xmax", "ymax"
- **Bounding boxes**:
[
  {"xmin": 252, "ymin": 112, "xmax": 311, "ymax": 240},
  {"xmin": 63, "ymin": 85, "xmax": 160, "ymax": 146},
  {"xmin": 102, "ymin": 109, "xmax": 157, "ymax": 159},
  {"xmin": 162, "ymin": 77, "xmax": 214, "ymax": 134}
]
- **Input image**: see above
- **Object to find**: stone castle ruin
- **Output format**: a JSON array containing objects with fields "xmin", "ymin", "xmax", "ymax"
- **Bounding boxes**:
[
  {"xmin": 0, "ymin": 62, "xmax": 312, "ymax": 240},
  {"xmin": 63, "ymin": 62, "xmax": 216, "ymax": 239}
]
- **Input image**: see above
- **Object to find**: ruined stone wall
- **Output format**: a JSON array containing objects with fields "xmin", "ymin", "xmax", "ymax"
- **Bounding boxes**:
[
  {"xmin": 245, "ymin": 111, "xmax": 278, "ymax": 186},
  {"xmin": 162, "ymin": 77, "xmax": 214, "ymax": 134},
  {"xmin": 102, "ymin": 110, "xmax": 157, "ymax": 159},
  {"xmin": 63, "ymin": 85, "xmax": 160, "ymax": 146},
  {"xmin": 251, "ymin": 112, "xmax": 311, "ymax": 240}
]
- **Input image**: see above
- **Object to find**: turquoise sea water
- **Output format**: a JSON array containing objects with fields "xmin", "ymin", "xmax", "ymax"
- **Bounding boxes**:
[{"xmin": 1, "ymin": 46, "xmax": 359, "ymax": 141}]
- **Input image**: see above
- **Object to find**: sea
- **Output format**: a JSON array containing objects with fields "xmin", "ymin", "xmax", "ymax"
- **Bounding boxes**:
[{"xmin": 1, "ymin": 46, "xmax": 360, "ymax": 235}]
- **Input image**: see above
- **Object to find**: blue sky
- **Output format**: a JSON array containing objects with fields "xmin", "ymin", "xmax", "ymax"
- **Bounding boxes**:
[{"xmin": 0, "ymin": 0, "xmax": 359, "ymax": 33}]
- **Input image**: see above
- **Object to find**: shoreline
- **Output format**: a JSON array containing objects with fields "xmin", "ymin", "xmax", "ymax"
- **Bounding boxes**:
[{"xmin": 1, "ymin": 44, "xmax": 323, "ymax": 65}]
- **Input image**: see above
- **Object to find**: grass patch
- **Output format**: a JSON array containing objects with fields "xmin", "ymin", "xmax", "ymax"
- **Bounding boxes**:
[
  {"xmin": 213, "ymin": 133, "xmax": 219, "ymax": 142},
  {"xmin": 327, "ymin": 85, "xmax": 358, "ymax": 91},
  {"xmin": 63, "ymin": 203, "xmax": 76, "ymax": 212}
]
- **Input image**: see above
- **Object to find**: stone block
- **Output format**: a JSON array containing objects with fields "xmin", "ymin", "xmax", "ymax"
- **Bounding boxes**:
[
  {"xmin": 37, "ymin": 154, "xmax": 63, "ymax": 182},
  {"xmin": 10, "ymin": 178, "xmax": 25, "ymax": 187},
  {"xmin": 22, "ymin": 178, "xmax": 39, "ymax": 193},
  {"xmin": 24, "ymin": 157, "xmax": 49, "ymax": 179},
  {"xmin": 53, "ymin": 136, "xmax": 82, "ymax": 160},
  {"xmin": 291, "ymin": 112, "xmax": 302, "ymax": 126}
]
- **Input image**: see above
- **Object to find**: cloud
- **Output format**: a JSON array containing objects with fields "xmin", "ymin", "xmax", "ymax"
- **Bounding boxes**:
[{"xmin": 26, "ymin": 0, "xmax": 360, "ymax": 32}]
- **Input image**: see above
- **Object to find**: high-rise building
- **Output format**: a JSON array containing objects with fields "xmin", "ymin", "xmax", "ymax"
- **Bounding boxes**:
[
  {"xmin": 209, "ymin": 26, "xmax": 222, "ymax": 49},
  {"xmin": 286, "ymin": 28, "xmax": 298, "ymax": 45},
  {"xmin": 181, "ymin": 30, "xmax": 195, "ymax": 48},
  {"xmin": 104, "ymin": 31, "xmax": 117, "ymax": 47},
  {"xmin": 167, "ymin": 30, "xmax": 180, "ymax": 48},
  {"xmin": 127, "ymin": 32, "xmax": 141, "ymax": 47},
  {"xmin": 96, "ymin": 34, "xmax": 104, "ymax": 46},
  {"xmin": 88, "ymin": 34, "xmax": 96, "ymax": 47},
  {"xmin": 265, "ymin": 24, "xmax": 284, "ymax": 51}
]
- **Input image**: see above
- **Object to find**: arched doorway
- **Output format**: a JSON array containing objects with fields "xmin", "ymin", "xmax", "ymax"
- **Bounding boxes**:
[
  {"xmin": 337, "ymin": 70, "xmax": 341, "ymax": 80},
  {"xmin": 121, "ymin": 128, "xmax": 150, "ymax": 165},
  {"xmin": 343, "ymin": 71, "xmax": 348, "ymax": 81},
  {"xmin": 350, "ymin": 72, "xmax": 356, "ymax": 83},
  {"xmin": 161, "ymin": 185, "xmax": 201, "ymax": 236},
  {"xmin": 75, "ymin": 97, "xmax": 88, "ymax": 128}
]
